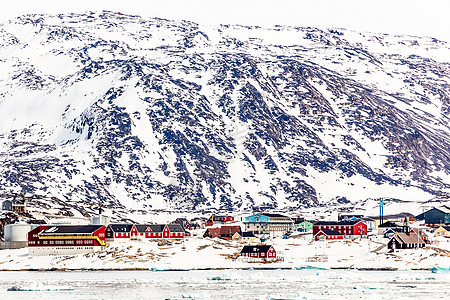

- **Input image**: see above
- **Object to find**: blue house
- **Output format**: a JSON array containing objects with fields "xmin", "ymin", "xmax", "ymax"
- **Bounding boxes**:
[
  {"xmin": 245, "ymin": 214, "xmax": 270, "ymax": 234},
  {"xmin": 2, "ymin": 200, "xmax": 12, "ymax": 211},
  {"xmin": 416, "ymin": 206, "xmax": 450, "ymax": 225}
]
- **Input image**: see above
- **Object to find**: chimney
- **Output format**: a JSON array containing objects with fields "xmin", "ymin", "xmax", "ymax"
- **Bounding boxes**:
[{"xmin": 403, "ymin": 215, "xmax": 410, "ymax": 235}]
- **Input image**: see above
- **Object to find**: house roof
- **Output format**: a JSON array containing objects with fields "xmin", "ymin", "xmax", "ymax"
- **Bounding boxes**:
[
  {"xmin": 241, "ymin": 245, "xmax": 273, "ymax": 253},
  {"xmin": 235, "ymin": 231, "xmax": 256, "ymax": 238},
  {"xmin": 436, "ymin": 206, "xmax": 450, "ymax": 214},
  {"xmin": 261, "ymin": 213, "xmax": 291, "ymax": 219},
  {"xmin": 378, "ymin": 221, "xmax": 401, "ymax": 228},
  {"xmin": 108, "ymin": 224, "xmax": 134, "ymax": 233},
  {"xmin": 315, "ymin": 220, "xmax": 361, "ymax": 226},
  {"xmin": 320, "ymin": 230, "xmax": 343, "ymax": 236},
  {"xmin": 392, "ymin": 232, "xmax": 424, "ymax": 244},
  {"xmin": 135, "ymin": 224, "xmax": 184, "ymax": 233},
  {"xmin": 438, "ymin": 226, "xmax": 450, "ymax": 232},
  {"xmin": 41, "ymin": 225, "xmax": 104, "ymax": 235},
  {"xmin": 213, "ymin": 215, "xmax": 232, "ymax": 219},
  {"xmin": 360, "ymin": 217, "xmax": 376, "ymax": 222},
  {"xmin": 384, "ymin": 228, "xmax": 404, "ymax": 233},
  {"xmin": 219, "ymin": 226, "xmax": 241, "ymax": 234},
  {"xmin": 340, "ymin": 215, "xmax": 364, "ymax": 220},
  {"xmin": 204, "ymin": 228, "xmax": 221, "ymax": 237},
  {"xmin": 416, "ymin": 206, "xmax": 450, "ymax": 219}
]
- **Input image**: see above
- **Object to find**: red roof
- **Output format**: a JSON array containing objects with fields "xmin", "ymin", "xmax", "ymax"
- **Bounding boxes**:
[{"xmin": 219, "ymin": 226, "xmax": 241, "ymax": 235}]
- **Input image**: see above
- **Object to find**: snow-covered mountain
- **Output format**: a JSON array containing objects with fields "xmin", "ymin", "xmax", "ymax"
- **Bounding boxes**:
[{"xmin": 0, "ymin": 11, "xmax": 449, "ymax": 213}]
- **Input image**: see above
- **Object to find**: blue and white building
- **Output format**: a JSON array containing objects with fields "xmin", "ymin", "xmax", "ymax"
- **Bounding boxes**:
[{"xmin": 244, "ymin": 213, "xmax": 293, "ymax": 236}]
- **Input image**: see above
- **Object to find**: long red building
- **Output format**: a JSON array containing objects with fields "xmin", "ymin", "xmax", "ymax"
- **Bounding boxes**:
[
  {"xmin": 28, "ymin": 225, "xmax": 106, "ymax": 256},
  {"xmin": 313, "ymin": 220, "xmax": 367, "ymax": 241},
  {"xmin": 133, "ymin": 224, "xmax": 185, "ymax": 240}
]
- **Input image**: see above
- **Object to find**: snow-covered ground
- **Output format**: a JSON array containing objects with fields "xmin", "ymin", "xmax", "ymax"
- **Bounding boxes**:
[{"xmin": 1, "ymin": 230, "xmax": 450, "ymax": 271}]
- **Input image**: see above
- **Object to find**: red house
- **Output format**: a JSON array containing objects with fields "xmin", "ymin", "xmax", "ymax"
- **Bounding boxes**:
[
  {"xmin": 203, "ymin": 225, "xmax": 241, "ymax": 239},
  {"xmin": 28, "ymin": 225, "xmax": 106, "ymax": 256},
  {"xmin": 203, "ymin": 227, "xmax": 221, "ymax": 238},
  {"xmin": 219, "ymin": 226, "xmax": 241, "ymax": 239},
  {"xmin": 105, "ymin": 224, "xmax": 135, "ymax": 242},
  {"xmin": 314, "ymin": 230, "xmax": 344, "ymax": 241},
  {"xmin": 133, "ymin": 224, "xmax": 185, "ymax": 240},
  {"xmin": 240, "ymin": 245, "xmax": 277, "ymax": 261},
  {"xmin": 313, "ymin": 220, "xmax": 367, "ymax": 241},
  {"xmin": 205, "ymin": 215, "xmax": 234, "ymax": 227}
]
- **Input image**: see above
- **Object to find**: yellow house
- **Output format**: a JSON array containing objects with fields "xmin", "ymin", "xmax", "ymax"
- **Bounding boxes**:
[
  {"xmin": 434, "ymin": 226, "xmax": 450, "ymax": 237},
  {"xmin": 232, "ymin": 231, "xmax": 257, "ymax": 242}
]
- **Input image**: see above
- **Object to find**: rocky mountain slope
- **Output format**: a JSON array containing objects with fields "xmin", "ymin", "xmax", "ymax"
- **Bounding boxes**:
[{"xmin": 0, "ymin": 11, "xmax": 449, "ymax": 214}]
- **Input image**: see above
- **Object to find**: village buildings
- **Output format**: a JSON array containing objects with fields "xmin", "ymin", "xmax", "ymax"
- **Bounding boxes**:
[
  {"xmin": 205, "ymin": 215, "xmax": 234, "ymax": 227},
  {"xmin": 314, "ymin": 230, "xmax": 344, "ymax": 240},
  {"xmin": 1, "ymin": 199, "xmax": 27, "ymax": 213},
  {"xmin": 203, "ymin": 226, "xmax": 241, "ymax": 240},
  {"xmin": 133, "ymin": 224, "xmax": 185, "ymax": 240},
  {"xmin": 434, "ymin": 226, "xmax": 450, "ymax": 237},
  {"xmin": 28, "ymin": 225, "xmax": 106, "ymax": 256},
  {"xmin": 105, "ymin": 224, "xmax": 135, "ymax": 242},
  {"xmin": 416, "ymin": 206, "xmax": 450, "ymax": 225},
  {"xmin": 377, "ymin": 221, "xmax": 402, "ymax": 235},
  {"xmin": 387, "ymin": 229, "xmax": 426, "ymax": 250},
  {"xmin": 294, "ymin": 220, "xmax": 314, "ymax": 232},
  {"xmin": 232, "ymin": 231, "xmax": 257, "ymax": 242},
  {"xmin": 313, "ymin": 220, "xmax": 367, "ymax": 241},
  {"xmin": 239, "ymin": 245, "xmax": 277, "ymax": 262},
  {"xmin": 244, "ymin": 213, "xmax": 293, "ymax": 236}
]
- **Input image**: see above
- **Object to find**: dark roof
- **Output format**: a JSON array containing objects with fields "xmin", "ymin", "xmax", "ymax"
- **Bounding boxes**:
[
  {"xmin": 440, "ymin": 226, "xmax": 450, "ymax": 231},
  {"xmin": 41, "ymin": 225, "xmax": 104, "ymax": 235},
  {"xmin": 135, "ymin": 225, "xmax": 163, "ymax": 232},
  {"xmin": 384, "ymin": 228, "xmax": 404, "ymax": 233},
  {"xmin": 168, "ymin": 224, "xmax": 185, "ymax": 232},
  {"xmin": 261, "ymin": 213, "xmax": 290, "ymax": 219},
  {"xmin": 321, "ymin": 230, "xmax": 343, "ymax": 236},
  {"xmin": 293, "ymin": 217, "xmax": 305, "ymax": 224},
  {"xmin": 213, "ymin": 215, "xmax": 232, "ymax": 219},
  {"xmin": 108, "ymin": 224, "xmax": 134, "ymax": 233},
  {"xmin": 339, "ymin": 215, "xmax": 364, "ymax": 220},
  {"xmin": 315, "ymin": 220, "xmax": 361, "ymax": 226},
  {"xmin": 240, "ymin": 232, "xmax": 256, "ymax": 238},
  {"xmin": 379, "ymin": 221, "xmax": 400, "ymax": 228},
  {"xmin": 135, "ymin": 224, "xmax": 184, "ymax": 233},
  {"xmin": 241, "ymin": 245, "xmax": 273, "ymax": 253}
]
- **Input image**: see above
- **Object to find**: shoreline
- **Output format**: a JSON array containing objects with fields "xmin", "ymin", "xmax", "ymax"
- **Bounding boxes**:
[{"xmin": 0, "ymin": 267, "xmax": 432, "ymax": 272}]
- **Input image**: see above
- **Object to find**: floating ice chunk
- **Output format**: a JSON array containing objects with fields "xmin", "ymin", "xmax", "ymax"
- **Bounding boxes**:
[{"xmin": 7, "ymin": 281, "xmax": 73, "ymax": 291}]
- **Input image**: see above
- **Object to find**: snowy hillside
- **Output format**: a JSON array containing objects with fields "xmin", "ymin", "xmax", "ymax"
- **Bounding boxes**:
[{"xmin": 0, "ymin": 11, "xmax": 450, "ymax": 213}]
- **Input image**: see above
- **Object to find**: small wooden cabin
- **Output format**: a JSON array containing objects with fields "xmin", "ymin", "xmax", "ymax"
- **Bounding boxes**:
[{"xmin": 240, "ymin": 245, "xmax": 276, "ymax": 261}]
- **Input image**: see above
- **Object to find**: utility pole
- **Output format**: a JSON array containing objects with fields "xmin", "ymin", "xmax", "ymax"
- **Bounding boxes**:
[{"xmin": 379, "ymin": 198, "xmax": 384, "ymax": 225}]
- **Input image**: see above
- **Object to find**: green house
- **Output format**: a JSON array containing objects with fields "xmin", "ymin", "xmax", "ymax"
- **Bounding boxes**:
[{"xmin": 295, "ymin": 221, "xmax": 314, "ymax": 232}]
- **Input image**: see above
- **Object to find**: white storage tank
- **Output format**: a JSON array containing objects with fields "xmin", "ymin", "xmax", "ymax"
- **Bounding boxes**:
[
  {"xmin": 4, "ymin": 224, "xmax": 33, "ymax": 242},
  {"xmin": 91, "ymin": 215, "xmax": 110, "ymax": 226}
]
